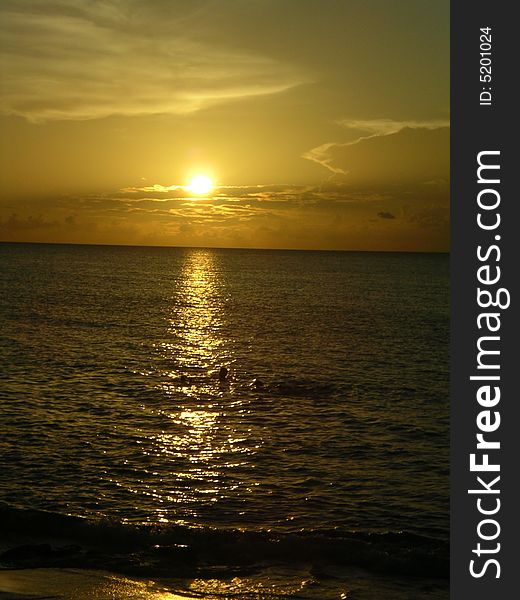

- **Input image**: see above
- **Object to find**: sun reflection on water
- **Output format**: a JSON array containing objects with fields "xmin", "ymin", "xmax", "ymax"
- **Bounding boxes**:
[
  {"xmin": 125, "ymin": 250, "xmax": 260, "ymax": 526},
  {"xmin": 172, "ymin": 250, "xmax": 226, "ymax": 372}
]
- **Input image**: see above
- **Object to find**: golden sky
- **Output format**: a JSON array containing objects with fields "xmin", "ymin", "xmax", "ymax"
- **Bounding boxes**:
[{"xmin": 0, "ymin": 0, "xmax": 449, "ymax": 251}]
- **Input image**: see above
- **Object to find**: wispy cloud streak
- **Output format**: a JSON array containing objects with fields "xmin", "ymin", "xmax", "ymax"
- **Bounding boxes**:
[{"xmin": 0, "ymin": 1, "xmax": 307, "ymax": 121}]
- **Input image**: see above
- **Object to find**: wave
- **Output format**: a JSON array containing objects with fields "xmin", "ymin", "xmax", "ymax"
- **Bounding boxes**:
[{"xmin": 0, "ymin": 503, "xmax": 448, "ymax": 580}]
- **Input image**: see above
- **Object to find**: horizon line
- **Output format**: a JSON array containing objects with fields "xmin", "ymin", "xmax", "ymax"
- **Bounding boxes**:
[{"xmin": 0, "ymin": 239, "xmax": 449, "ymax": 255}]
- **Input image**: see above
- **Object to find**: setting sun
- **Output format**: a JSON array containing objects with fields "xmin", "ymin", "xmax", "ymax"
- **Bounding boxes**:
[{"xmin": 187, "ymin": 175, "xmax": 214, "ymax": 195}]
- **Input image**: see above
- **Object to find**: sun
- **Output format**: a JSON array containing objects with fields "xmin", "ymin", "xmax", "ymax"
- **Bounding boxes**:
[{"xmin": 187, "ymin": 174, "xmax": 214, "ymax": 195}]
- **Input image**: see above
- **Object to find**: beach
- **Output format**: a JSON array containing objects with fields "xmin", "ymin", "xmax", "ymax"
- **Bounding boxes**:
[{"xmin": 0, "ymin": 566, "xmax": 449, "ymax": 600}]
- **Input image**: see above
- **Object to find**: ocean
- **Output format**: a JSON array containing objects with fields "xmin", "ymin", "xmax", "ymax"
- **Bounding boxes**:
[{"xmin": 0, "ymin": 243, "xmax": 449, "ymax": 599}]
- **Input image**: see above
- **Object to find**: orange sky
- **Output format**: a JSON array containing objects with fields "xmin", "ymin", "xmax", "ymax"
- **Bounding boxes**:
[{"xmin": 0, "ymin": 0, "xmax": 449, "ymax": 251}]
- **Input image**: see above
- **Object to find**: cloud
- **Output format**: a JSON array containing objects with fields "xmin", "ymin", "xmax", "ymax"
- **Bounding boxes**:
[
  {"xmin": 0, "ymin": 1, "xmax": 307, "ymax": 122},
  {"xmin": 11, "ymin": 182, "xmax": 394, "ymax": 232},
  {"xmin": 0, "ymin": 213, "xmax": 60, "ymax": 231},
  {"xmin": 1, "ymin": 178, "xmax": 449, "ymax": 250},
  {"xmin": 377, "ymin": 211, "xmax": 395, "ymax": 220},
  {"xmin": 111, "ymin": 181, "xmax": 397, "ymax": 210},
  {"xmin": 336, "ymin": 118, "xmax": 449, "ymax": 141},
  {"xmin": 56, "ymin": 181, "xmax": 445, "ymax": 238},
  {"xmin": 303, "ymin": 125, "xmax": 449, "ymax": 184}
]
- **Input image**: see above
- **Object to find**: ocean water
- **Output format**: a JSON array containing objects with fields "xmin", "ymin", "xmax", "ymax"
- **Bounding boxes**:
[{"xmin": 0, "ymin": 243, "xmax": 449, "ymax": 599}]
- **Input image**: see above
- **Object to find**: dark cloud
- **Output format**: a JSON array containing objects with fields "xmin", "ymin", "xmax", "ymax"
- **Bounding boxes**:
[
  {"xmin": 304, "ymin": 126, "xmax": 449, "ymax": 186},
  {"xmin": 0, "ymin": 213, "xmax": 59, "ymax": 231},
  {"xmin": 377, "ymin": 211, "xmax": 396, "ymax": 220}
]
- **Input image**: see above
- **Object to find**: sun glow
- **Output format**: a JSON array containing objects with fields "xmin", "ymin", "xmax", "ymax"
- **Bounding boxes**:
[{"xmin": 187, "ymin": 175, "xmax": 214, "ymax": 195}]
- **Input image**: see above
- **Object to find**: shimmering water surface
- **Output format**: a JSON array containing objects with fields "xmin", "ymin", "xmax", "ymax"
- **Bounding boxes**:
[{"xmin": 0, "ymin": 243, "xmax": 449, "ymax": 598}]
